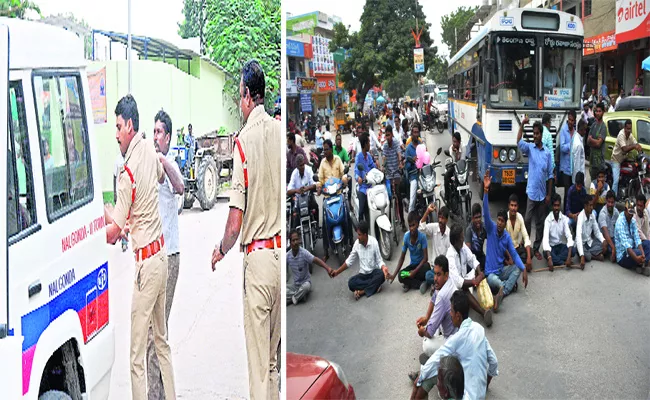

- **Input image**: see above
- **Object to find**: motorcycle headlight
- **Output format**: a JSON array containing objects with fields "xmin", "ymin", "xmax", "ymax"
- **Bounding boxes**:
[
  {"xmin": 458, "ymin": 172, "xmax": 467, "ymax": 185},
  {"xmin": 508, "ymin": 148, "xmax": 517, "ymax": 162},
  {"xmin": 499, "ymin": 149, "xmax": 507, "ymax": 163}
]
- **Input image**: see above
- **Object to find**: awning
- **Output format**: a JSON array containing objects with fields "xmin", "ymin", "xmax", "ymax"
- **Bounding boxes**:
[{"xmin": 643, "ymin": 55, "xmax": 650, "ymax": 72}]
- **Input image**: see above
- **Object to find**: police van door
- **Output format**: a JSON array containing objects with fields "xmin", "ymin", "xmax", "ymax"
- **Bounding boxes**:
[{"xmin": 0, "ymin": 22, "xmax": 21, "ymax": 399}]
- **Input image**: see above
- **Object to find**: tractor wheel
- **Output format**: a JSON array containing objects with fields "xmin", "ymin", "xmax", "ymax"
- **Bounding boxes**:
[
  {"xmin": 197, "ymin": 155, "xmax": 218, "ymax": 210},
  {"xmin": 183, "ymin": 191, "xmax": 194, "ymax": 209}
]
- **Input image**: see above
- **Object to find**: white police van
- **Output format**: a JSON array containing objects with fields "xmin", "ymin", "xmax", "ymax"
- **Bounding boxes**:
[{"xmin": 0, "ymin": 18, "xmax": 114, "ymax": 399}]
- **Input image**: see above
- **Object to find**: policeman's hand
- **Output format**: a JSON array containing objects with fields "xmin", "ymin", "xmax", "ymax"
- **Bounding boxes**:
[{"xmin": 211, "ymin": 244, "xmax": 224, "ymax": 270}]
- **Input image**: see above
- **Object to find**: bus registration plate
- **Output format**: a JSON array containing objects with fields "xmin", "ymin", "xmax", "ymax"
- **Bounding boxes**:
[{"xmin": 502, "ymin": 169, "xmax": 515, "ymax": 186}]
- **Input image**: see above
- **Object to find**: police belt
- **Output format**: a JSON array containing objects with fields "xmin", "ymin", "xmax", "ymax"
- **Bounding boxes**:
[
  {"xmin": 243, "ymin": 234, "xmax": 281, "ymax": 255},
  {"xmin": 135, "ymin": 235, "xmax": 165, "ymax": 262}
]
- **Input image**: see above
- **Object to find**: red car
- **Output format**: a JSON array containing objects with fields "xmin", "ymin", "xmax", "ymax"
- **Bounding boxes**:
[{"xmin": 286, "ymin": 352, "xmax": 356, "ymax": 400}]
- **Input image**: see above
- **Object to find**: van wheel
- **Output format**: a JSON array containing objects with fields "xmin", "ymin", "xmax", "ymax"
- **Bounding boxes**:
[{"xmin": 197, "ymin": 155, "xmax": 218, "ymax": 210}]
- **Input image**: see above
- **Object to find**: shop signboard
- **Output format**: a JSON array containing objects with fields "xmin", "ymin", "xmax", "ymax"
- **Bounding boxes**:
[
  {"xmin": 286, "ymin": 40, "xmax": 305, "ymax": 57},
  {"xmin": 583, "ymin": 31, "xmax": 618, "ymax": 56},
  {"xmin": 414, "ymin": 48, "xmax": 424, "ymax": 73},
  {"xmin": 287, "ymin": 13, "xmax": 318, "ymax": 35},
  {"xmin": 296, "ymin": 77, "xmax": 317, "ymax": 92},
  {"xmin": 300, "ymin": 93, "xmax": 312, "ymax": 112},
  {"xmin": 615, "ymin": 0, "xmax": 650, "ymax": 44},
  {"xmin": 287, "ymin": 79, "xmax": 298, "ymax": 96},
  {"xmin": 312, "ymin": 35, "xmax": 335, "ymax": 75},
  {"xmin": 317, "ymin": 77, "xmax": 336, "ymax": 92}
]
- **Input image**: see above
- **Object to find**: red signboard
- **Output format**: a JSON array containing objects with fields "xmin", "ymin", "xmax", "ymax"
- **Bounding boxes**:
[
  {"xmin": 304, "ymin": 42, "xmax": 313, "ymax": 59},
  {"xmin": 615, "ymin": 0, "xmax": 650, "ymax": 44},
  {"xmin": 583, "ymin": 31, "xmax": 618, "ymax": 56},
  {"xmin": 317, "ymin": 76, "xmax": 336, "ymax": 92}
]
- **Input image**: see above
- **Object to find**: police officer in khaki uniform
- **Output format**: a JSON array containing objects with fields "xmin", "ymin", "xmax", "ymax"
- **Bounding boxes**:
[
  {"xmin": 104, "ymin": 95, "xmax": 176, "ymax": 400},
  {"xmin": 212, "ymin": 60, "xmax": 281, "ymax": 400}
]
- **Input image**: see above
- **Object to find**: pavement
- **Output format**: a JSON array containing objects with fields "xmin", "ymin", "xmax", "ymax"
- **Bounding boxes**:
[
  {"xmin": 287, "ymin": 128, "xmax": 650, "ymax": 399},
  {"xmin": 108, "ymin": 200, "xmax": 252, "ymax": 399}
]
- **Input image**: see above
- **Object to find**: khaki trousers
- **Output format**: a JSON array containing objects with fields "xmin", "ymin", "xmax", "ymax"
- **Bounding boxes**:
[
  {"xmin": 244, "ymin": 248, "xmax": 281, "ymax": 400},
  {"xmin": 131, "ymin": 251, "xmax": 176, "ymax": 400},
  {"xmin": 147, "ymin": 253, "xmax": 180, "ymax": 399}
]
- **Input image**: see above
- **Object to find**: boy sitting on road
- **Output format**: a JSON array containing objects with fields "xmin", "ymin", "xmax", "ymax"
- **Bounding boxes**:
[
  {"xmin": 589, "ymin": 168, "xmax": 610, "ymax": 215},
  {"xmin": 599, "ymin": 190, "xmax": 619, "ymax": 262},
  {"xmin": 390, "ymin": 211, "xmax": 431, "ymax": 293},
  {"xmin": 543, "ymin": 193, "xmax": 576, "ymax": 271},
  {"xmin": 504, "ymin": 193, "xmax": 533, "ymax": 272},
  {"xmin": 565, "ymin": 172, "xmax": 588, "ymax": 232},
  {"xmin": 287, "ymin": 230, "xmax": 333, "ymax": 305}
]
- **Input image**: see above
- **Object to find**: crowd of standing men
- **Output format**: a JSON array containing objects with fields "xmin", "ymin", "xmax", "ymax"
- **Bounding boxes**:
[{"xmin": 103, "ymin": 60, "xmax": 281, "ymax": 400}]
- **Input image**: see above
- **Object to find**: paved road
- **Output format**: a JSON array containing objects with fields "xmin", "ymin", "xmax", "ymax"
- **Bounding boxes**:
[
  {"xmin": 287, "ymin": 129, "xmax": 650, "ymax": 399},
  {"xmin": 108, "ymin": 200, "xmax": 252, "ymax": 399}
]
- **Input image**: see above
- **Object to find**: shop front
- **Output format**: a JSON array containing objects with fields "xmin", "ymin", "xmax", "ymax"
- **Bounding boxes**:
[
  {"xmin": 615, "ymin": 0, "xmax": 650, "ymax": 95},
  {"xmin": 583, "ymin": 30, "xmax": 618, "ymax": 96}
]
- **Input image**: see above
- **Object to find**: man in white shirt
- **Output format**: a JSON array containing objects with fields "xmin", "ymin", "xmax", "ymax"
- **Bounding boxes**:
[
  {"xmin": 505, "ymin": 194, "xmax": 533, "ymax": 272},
  {"xmin": 575, "ymin": 194, "xmax": 607, "ymax": 269},
  {"xmin": 287, "ymin": 154, "xmax": 318, "ymax": 230},
  {"xmin": 331, "ymin": 220, "xmax": 390, "ymax": 300},
  {"xmin": 571, "ymin": 120, "xmax": 586, "ymax": 184},
  {"xmin": 148, "ymin": 110, "xmax": 185, "ymax": 398},
  {"xmin": 542, "ymin": 193, "xmax": 576, "ymax": 270},
  {"xmin": 445, "ymin": 224, "xmax": 492, "ymax": 327},
  {"xmin": 322, "ymin": 124, "xmax": 332, "ymax": 143},
  {"xmin": 419, "ymin": 204, "xmax": 451, "ymax": 288}
]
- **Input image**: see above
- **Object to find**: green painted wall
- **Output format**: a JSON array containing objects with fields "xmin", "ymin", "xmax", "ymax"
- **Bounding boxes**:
[{"xmin": 89, "ymin": 58, "xmax": 240, "ymax": 193}]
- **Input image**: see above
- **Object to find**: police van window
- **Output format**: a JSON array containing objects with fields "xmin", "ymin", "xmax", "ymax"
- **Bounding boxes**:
[
  {"xmin": 33, "ymin": 73, "xmax": 93, "ymax": 221},
  {"xmin": 7, "ymin": 81, "xmax": 37, "ymax": 238}
]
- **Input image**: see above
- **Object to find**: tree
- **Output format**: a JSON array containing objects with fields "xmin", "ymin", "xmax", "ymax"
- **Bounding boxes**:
[
  {"xmin": 0, "ymin": 0, "xmax": 41, "ymax": 18},
  {"xmin": 427, "ymin": 55, "xmax": 448, "ymax": 85},
  {"xmin": 440, "ymin": 6, "xmax": 478, "ymax": 58},
  {"xmin": 383, "ymin": 71, "xmax": 417, "ymax": 100},
  {"xmin": 202, "ymin": 0, "xmax": 280, "ymax": 112},
  {"xmin": 177, "ymin": 0, "xmax": 208, "ymax": 54},
  {"xmin": 330, "ymin": 0, "xmax": 437, "ymax": 110}
]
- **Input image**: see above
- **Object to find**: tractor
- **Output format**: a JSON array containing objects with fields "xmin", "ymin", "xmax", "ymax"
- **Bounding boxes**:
[{"xmin": 170, "ymin": 128, "xmax": 234, "ymax": 212}]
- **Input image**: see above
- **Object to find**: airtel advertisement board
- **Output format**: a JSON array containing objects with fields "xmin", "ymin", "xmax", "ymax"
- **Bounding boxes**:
[{"xmin": 616, "ymin": 0, "xmax": 650, "ymax": 44}]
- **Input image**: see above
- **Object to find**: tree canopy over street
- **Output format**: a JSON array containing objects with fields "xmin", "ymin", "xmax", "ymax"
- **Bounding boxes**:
[{"xmin": 440, "ymin": 5, "xmax": 479, "ymax": 59}]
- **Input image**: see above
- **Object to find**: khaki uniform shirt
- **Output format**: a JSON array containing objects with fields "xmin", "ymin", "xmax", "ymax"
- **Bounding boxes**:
[
  {"xmin": 230, "ymin": 105, "xmax": 281, "ymax": 246},
  {"xmin": 611, "ymin": 129, "xmax": 637, "ymax": 164},
  {"xmin": 113, "ymin": 133, "xmax": 165, "ymax": 250}
]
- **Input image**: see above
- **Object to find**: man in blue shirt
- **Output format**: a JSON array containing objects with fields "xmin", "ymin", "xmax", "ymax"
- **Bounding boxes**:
[
  {"xmin": 390, "ymin": 211, "xmax": 431, "ymax": 292},
  {"xmin": 482, "ymin": 169, "xmax": 529, "ymax": 311},
  {"xmin": 518, "ymin": 116, "xmax": 553, "ymax": 260},
  {"xmin": 412, "ymin": 290, "xmax": 499, "ymax": 399},
  {"xmin": 355, "ymin": 134, "xmax": 376, "ymax": 223},
  {"xmin": 614, "ymin": 199, "xmax": 650, "ymax": 276},
  {"xmin": 558, "ymin": 110, "xmax": 576, "ymax": 191},
  {"xmin": 405, "ymin": 122, "xmax": 424, "ymax": 212}
]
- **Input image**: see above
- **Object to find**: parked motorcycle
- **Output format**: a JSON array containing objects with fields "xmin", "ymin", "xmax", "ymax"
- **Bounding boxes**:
[
  {"xmin": 350, "ymin": 166, "xmax": 393, "ymax": 260},
  {"xmin": 400, "ymin": 148, "xmax": 443, "ymax": 225},
  {"xmin": 607, "ymin": 152, "xmax": 650, "ymax": 199},
  {"xmin": 291, "ymin": 192, "xmax": 319, "ymax": 256},
  {"xmin": 322, "ymin": 177, "xmax": 349, "ymax": 264},
  {"xmin": 441, "ymin": 149, "xmax": 472, "ymax": 225}
]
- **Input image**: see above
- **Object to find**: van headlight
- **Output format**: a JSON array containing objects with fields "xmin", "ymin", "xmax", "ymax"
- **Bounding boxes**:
[
  {"xmin": 499, "ymin": 149, "xmax": 507, "ymax": 163},
  {"xmin": 508, "ymin": 148, "xmax": 517, "ymax": 162}
]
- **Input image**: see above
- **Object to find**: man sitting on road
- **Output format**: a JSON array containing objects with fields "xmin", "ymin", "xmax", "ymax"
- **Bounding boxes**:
[
  {"xmin": 287, "ymin": 230, "xmax": 333, "ymax": 305},
  {"xmin": 411, "ymin": 356, "xmax": 465, "ymax": 400},
  {"xmin": 330, "ymin": 220, "xmax": 391, "ymax": 299},
  {"xmin": 482, "ymin": 170, "xmax": 528, "ymax": 311},
  {"xmin": 466, "ymin": 203, "xmax": 487, "ymax": 268},
  {"xmin": 543, "ymin": 193, "xmax": 576, "ymax": 271},
  {"xmin": 446, "ymin": 224, "xmax": 492, "ymax": 327},
  {"xmin": 611, "ymin": 119, "xmax": 642, "ymax": 197},
  {"xmin": 505, "ymin": 193, "xmax": 533, "ymax": 272},
  {"xmin": 615, "ymin": 199, "xmax": 650, "ymax": 276},
  {"xmin": 634, "ymin": 193, "xmax": 650, "ymax": 246},
  {"xmin": 565, "ymin": 172, "xmax": 588, "ymax": 231},
  {"xmin": 599, "ymin": 190, "xmax": 619, "ymax": 262},
  {"xmin": 590, "ymin": 168, "xmax": 610, "ymax": 215},
  {"xmin": 575, "ymin": 195, "xmax": 607, "ymax": 269},
  {"xmin": 414, "ymin": 255, "xmax": 458, "ymax": 359},
  {"xmin": 419, "ymin": 204, "xmax": 451, "ymax": 285},
  {"xmin": 391, "ymin": 211, "xmax": 431, "ymax": 293},
  {"xmin": 412, "ymin": 290, "xmax": 499, "ymax": 400},
  {"xmin": 287, "ymin": 154, "xmax": 318, "ymax": 230}
]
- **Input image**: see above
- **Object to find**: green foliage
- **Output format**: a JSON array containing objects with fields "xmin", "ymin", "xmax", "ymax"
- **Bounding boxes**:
[
  {"xmin": 383, "ymin": 71, "xmax": 417, "ymax": 100},
  {"xmin": 427, "ymin": 56, "xmax": 449, "ymax": 85},
  {"xmin": 329, "ymin": 0, "xmax": 437, "ymax": 109},
  {"xmin": 440, "ymin": 6, "xmax": 478, "ymax": 58},
  {"xmin": 0, "ymin": 0, "xmax": 41, "ymax": 18},
  {"xmin": 192, "ymin": 0, "xmax": 280, "ymax": 113},
  {"xmin": 178, "ymin": 0, "xmax": 202, "ymax": 39}
]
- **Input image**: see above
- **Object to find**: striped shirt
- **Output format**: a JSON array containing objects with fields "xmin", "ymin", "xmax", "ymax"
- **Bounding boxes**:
[
  {"xmin": 287, "ymin": 247, "xmax": 315, "ymax": 286},
  {"xmin": 382, "ymin": 140, "xmax": 401, "ymax": 180},
  {"xmin": 615, "ymin": 213, "xmax": 642, "ymax": 262}
]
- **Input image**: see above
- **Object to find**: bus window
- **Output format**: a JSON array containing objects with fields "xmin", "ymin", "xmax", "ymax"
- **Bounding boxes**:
[
  {"xmin": 33, "ymin": 73, "xmax": 93, "ymax": 220},
  {"xmin": 7, "ymin": 81, "xmax": 37, "ymax": 238},
  {"xmin": 489, "ymin": 35, "xmax": 537, "ymax": 108},
  {"xmin": 542, "ymin": 37, "xmax": 582, "ymax": 108}
]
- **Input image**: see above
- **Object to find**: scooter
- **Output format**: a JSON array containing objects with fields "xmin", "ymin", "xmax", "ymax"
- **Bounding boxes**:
[
  {"xmin": 322, "ymin": 177, "xmax": 349, "ymax": 264},
  {"xmin": 349, "ymin": 165, "xmax": 393, "ymax": 260},
  {"xmin": 441, "ymin": 149, "xmax": 472, "ymax": 225}
]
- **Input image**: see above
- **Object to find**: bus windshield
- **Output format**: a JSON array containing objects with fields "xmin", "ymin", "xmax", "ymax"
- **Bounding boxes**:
[
  {"xmin": 542, "ymin": 36, "xmax": 582, "ymax": 109},
  {"xmin": 489, "ymin": 34, "xmax": 537, "ymax": 109}
]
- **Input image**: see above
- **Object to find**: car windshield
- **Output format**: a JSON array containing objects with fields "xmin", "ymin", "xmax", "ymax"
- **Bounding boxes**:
[
  {"xmin": 437, "ymin": 92, "xmax": 448, "ymax": 103},
  {"xmin": 489, "ymin": 34, "xmax": 537, "ymax": 109},
  {"xmin": 542, "ymin": 36, "xmax": 582, "ymax": 109}
]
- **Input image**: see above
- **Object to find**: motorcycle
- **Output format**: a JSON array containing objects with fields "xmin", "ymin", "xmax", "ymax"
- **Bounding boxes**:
[
  {"xmin": 441, "ymin": 149, "xmax": 472, "ymax": 225},
  {"xmin": 607, "ymin": 152, "xmax": 650, "ymax": 199},
  {"xmin": 322, "ymin": 177, "xmax": 349, "ymax": 264},
  {"xmin": 291, "ymin": 192, "xmax": 319, "ymax": 256},
  {"xmin": 421, "ymin": 112, "xmax": 435, "ymax": 132},
  {"xmin": 400, "ymin": 148, "xmax": 443, "ymax": 225},
  {"xmin": 350, "ymin": 166, "xmax": 393, "ymax": 260}
]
